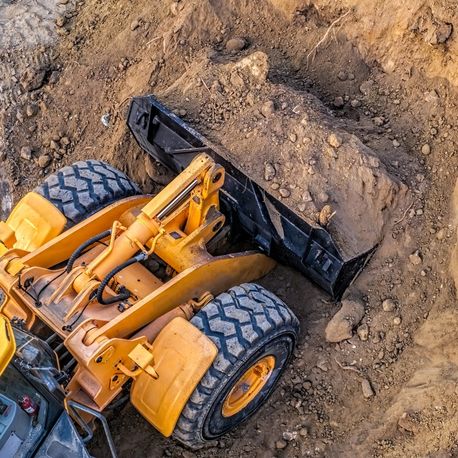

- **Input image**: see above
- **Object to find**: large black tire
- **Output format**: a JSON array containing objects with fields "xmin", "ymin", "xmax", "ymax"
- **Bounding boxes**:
[
  {"xmin": 34, "ymin": 160, "xmax": 140, "ymax": 225},
  {"xmin": 173, "ymin": 283, "xmax": 299, "ymax": 449}
]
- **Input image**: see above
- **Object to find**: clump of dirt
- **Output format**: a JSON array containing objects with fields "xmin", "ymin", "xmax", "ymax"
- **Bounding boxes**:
[{"xmin": 1, "ymin": 0, "xmax": 458, "ymax": 457}]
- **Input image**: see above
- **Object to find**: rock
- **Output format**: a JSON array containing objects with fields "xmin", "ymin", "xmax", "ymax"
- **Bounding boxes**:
[
  {"xmin": 50, "ymin": 140, "xmax": 59, "ymax": 151},
  {"xmin": 382, "ymin": 298, "xmax": 396, "ymax": 312},
  {"xmin": 361, "ymin": 379, "xmax": 374, "ymax": 398},
  {"xmin": 178, "ymin": 109, "xmax": 187, "ymax": 117},
  {"xmin": 317, "ymin": 191, "xmax": 329, "ymax": 203},
  {"xmin": 303, "ymin": 190, "xmax": 313, "ymax": 202},
  {"xmin": 393, "ymin": 316, "xmax": 402, "ymax": 326},
  {"xmin": 58, "ymin": 0, "xmax": 69, "ymax": 4},
  {"xmin": 299, "ymin": 427, "xmax": 308, "ymax": 437},
  {"xmin": 275, "ymin": 439, "xmax": 287, "ymax": 449},
  {"xmin": 25, "ymin": 104, "xmax": 37, "ymax": 117},
  {"xmin": 393, "ymin": 139, "xmax": 400, "ymax": 147},
  {"xmin": 357, "ymin": 323, "xmax": 369, "ymax": 341},
  {"xmin": 55, "ymin": 15, "xmax": 66, "ymax": 27},
  {"xmin": 226, "ymin": 37, "xmax": 246, "ymax": 52},
  {"xmin": 319, "ymin": 204, "xmax": 333, "ymax": 227},
  {"xmin": 327, "ymin": 133, "xmax": 343, "ymax": 148},
  {"xmin": 436, "ymin": 229, "xmax": 446, "ymax": 241},
  {"xmin": 333, "ymin": 96, "xmax": 344, "ymax": 108},
  {"xmin": 337, "ymin": 71, "xmax": 347, "ymax": 81},
  {"xmin": 373, "ymin": 116, "xmax": 385, "ymax": 127},
  {"xmin": 316, "ymin": 356, "xmax": 329, "ymax": 372},
  {"xmin": 38, "ymin": 154, "xmax": 52, "ymax": 169},
  {"xmin": 298, "ymin": 203, "xmax": 307, "ymax": 212},
  {"xmin": 271, "ymin": 182, "xmax": 280, "ymax": 190},
  {"xmin": 428, "ymin": 21, "xmax": 453, "ymax": 45},
  {"xmin": 409, "ymin": 250, "xmax": 422, "ymax": 265},
  {"xmin": 60, "ymin": 136, "xmax": 70, "ymax": 146},
  {"xmin": 288, "ymin": 132, "xmax": 297, "ymax": 143},
  {"xmin": 325, "ymin": 299, "xmax": 365, "ymax": 342},
  {"xmin": 20, "ymin": 146, "xmax": 33, "ymax": 160},
  {"xmin": 130, "ymin": 19, "xmax": 140, "ymax": 31},
  {"xmin": 264, "ymin": 162, "xmax": 276, "ymax": 181},
  {"xmin": 279, "ymin": 188, "xmax": 291, "ymax": 198},
  {"xmin": 261, "ymin": 100, "xmax": 275, "ymax": 117},
  {"xmin": 282, "ymin": 431, "xmax": 297, "ymax": 441},
  {"xmin": 421, "ymin": 143, "xmax": 431, "ymax": 155},
  {"xmin": 350, "ymin": 99, "xmax": 361, "ymax": 108}
]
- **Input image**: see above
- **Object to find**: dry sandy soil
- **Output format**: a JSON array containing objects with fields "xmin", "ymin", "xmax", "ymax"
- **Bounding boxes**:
[{"xmin": 1, "ymin": 0, "xmax": 458, "ymax": 457}]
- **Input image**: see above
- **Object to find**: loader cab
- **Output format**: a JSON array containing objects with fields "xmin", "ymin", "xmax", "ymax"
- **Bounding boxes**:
[{"xmin": 0, "ymin": 315, "xmax": 89, "ymax": 458}]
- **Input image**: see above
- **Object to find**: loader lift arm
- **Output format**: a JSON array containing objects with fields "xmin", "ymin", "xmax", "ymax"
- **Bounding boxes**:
[{"xmin": 127, "ymin": 96, "xmax": 375, "ymax": 299}]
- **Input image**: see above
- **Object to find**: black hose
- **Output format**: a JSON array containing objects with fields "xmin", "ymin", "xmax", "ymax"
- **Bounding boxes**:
[
  {"xmin": 97, "ymin": 252, "xmax": 147, "ymax": 305},
  {"xmin": 66, "ymin": 229, "xmax": 112, "ymax": 273}
]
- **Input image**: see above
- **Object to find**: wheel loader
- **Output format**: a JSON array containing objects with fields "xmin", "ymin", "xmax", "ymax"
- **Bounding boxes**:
[{"xmin": 0, "ymin": 96, "xmax": 373, "ymax": 457}]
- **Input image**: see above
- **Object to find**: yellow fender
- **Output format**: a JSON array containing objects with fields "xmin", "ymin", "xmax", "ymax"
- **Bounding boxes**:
[
  {"xmin": 130, "ymin": 317, "xmax": 218, "ymax": 436},
  {"xmin": 0, "ymin": 193, "xmax": 66, "ymax": 253}
]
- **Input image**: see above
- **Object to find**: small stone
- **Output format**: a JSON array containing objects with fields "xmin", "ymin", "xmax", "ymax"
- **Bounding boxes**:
[
  {"xmin": 361, "ymin": 379, "xmax": 375, "ymax": 398},
  {"xmin": 350, "ymin": 99, "xmax": 361, "ymax": 108},
  {"xmin": 409, "ymin": 251, "xmax": 422, "ymax": 265},
  {"xmin": 20, "ymin": 146, "xmax": 33, "ymax": 160},
  {"xmin": 282, "ymin": 431, "xmax": 297, "ymax": 442},
  {"xmin": 264, "ymin": 163, "xmax": 276, "ymax": 181},
  {"xmin": 50, "ymin": 140, "xmax": 59, "ymax": 151},
  {"xmin": 25, "ymin": 104, "xmax": 37, "ymax": 117},
  {"xmin": 333, "ymin": 96, "xmax": 344, "ymax": 108},
  {"xmin": 225, "ymin": 37, "xmax": 246, "ymax": 52},
  {"xmin": 55, "ymin": 15, "xmax": 66, "ymax": 27},
  {"xmin": 421, "ymin": 143, "xmax": 431, "ymax": 155},
  {"xmin": 178, "ymin": 109, "xmax": 187, "ymax": 117},
  {"xmin": 393, "ymin": 139, "xmax": 400, "ymax": 147},
  {"xmin": 58, "ymin": 0, "xmax": 69, "ymax": 4},
  {"xmin": 275, "ymin": 440, "xmax": 287, "ymax": 449},
  {"xmin": 289, "ymin": 132, "xmax": 297, "ymax": 143},
  {"xmin": 325, "ymin": 299, "xmax": 365, "ymax": 343},
  {"xmin": 271, "ymin": 182, "xmax": 280, "ymax": 190},
  {"xmin": 60, "ymin": 136, "xmax": 70, "ymax": 146},
  {"xmin": 261, "ymin": 100, "xmax": 275, "ymax": 117},
  {"xmin": 337, "ymin": 71, "xmax": 347, "ymax": 81},
  {"xmin": 303, "ymin": 190, "xmax": 313, "ymax": 202},
  {"xmin": 393, "ymin": 316, "xmax": 402, "ymax": 326},
  {"xmin": 436, "ymin": 229, "xmax": 446, "ymax": 241},
  {"xmin": 298, "ymin": 203, "xmax": 307, "ymax": 212},
  {"xmin": 373, "ymin": 116, "xmax": 385, "ymax": 127},
  {"xmin": 38, "ymin": 154, "xmax": 52, "ymax": 168},
  {"xmin": 327, "ymin": 133, "xmax": 343, "ymax": 148},
  {"xmin": 316, "ymin": 357, "xmax": 329, "ymax": 372},
  {"xmin": 319, "ymin": 204, "xmax": 333, "ymax": 227},
  {"xmin": 317, "ymin": 191, "xmax": 329, "ymax": 203},
  {"xmin": 302, "ymin": 381, "xmax": 312, "ymax": 390},
  {"xmin": 130, "ymin": 19, "xmax": 140, "ymax": 31},
  {"xmin": 357, "ymin": 323, "xmax": 369, "ymax": 341},
  {"xmin": 382, "ymin": 298, "xmax": 396, "ymax": 312},
  {"xmin": 299, "ymin": 427, "xmax": 308, "ymax": 437},
  {"xmin": 279, "ymin": 188, "xmax": 291, "ymax": 198}
]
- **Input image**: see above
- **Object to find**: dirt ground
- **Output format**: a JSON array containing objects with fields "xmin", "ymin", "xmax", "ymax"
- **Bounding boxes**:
[{"xmin": 1, "ymin": 0, "xmax": 458, "ymax": 456}]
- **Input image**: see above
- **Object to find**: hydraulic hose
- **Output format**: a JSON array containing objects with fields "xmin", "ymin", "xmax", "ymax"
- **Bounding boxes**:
[
  {"xmin": 96, "ymin": 252, "xmax": 148, "ymax": 305},
  {"xmin": 66, "ymin": 229, "xmax": 112, "ymax": 273}
]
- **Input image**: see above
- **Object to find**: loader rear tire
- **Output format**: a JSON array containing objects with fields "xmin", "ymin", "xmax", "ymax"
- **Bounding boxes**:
[
  {"xmin": 34, "ymin": 160, "xmax": 140, "ymax": 226},
  {"xmin": 173, "ymin": 283, "xmax": 299, "ymax": 449}
]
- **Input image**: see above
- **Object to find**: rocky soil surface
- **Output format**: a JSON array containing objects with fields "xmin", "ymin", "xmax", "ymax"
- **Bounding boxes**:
[{"xmin": 1, "ymin": 0, "xmax": 458, "ymax": 457}]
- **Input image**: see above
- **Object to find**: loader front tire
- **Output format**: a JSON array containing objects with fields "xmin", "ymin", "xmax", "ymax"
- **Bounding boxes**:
[
  {"xmin": 35, "ymin": 160, "xmax": 140, "ymax": 226},
  {"xmin": 173, "ymin": 283, "xmax": 299, "ymax": 448}
]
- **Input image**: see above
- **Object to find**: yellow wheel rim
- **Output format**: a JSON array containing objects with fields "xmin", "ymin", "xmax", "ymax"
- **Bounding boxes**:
[{"xmin": 222, "ymin": 355, "xmax": 276, "ymax": 418}]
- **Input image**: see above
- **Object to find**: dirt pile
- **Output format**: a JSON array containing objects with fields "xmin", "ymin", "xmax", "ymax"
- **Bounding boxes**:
[
  {"xmin": 1, "ymin": 0, "xmax": 458, "ymax": 456},
  {"xmin": 159, "ymin": 49, "xmax": 407, "ymax": 258}
]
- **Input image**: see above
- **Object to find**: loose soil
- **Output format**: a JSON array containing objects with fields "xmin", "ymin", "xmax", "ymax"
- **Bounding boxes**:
[{"xmin": 1, "ymin": 0, "xmax": 458, "ymax": 457}]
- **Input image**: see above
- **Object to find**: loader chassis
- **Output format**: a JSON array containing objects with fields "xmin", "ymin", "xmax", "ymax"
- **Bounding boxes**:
[{"xmin": 0, "ymin": 153, "xmax": 274, "ymax": 436}]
